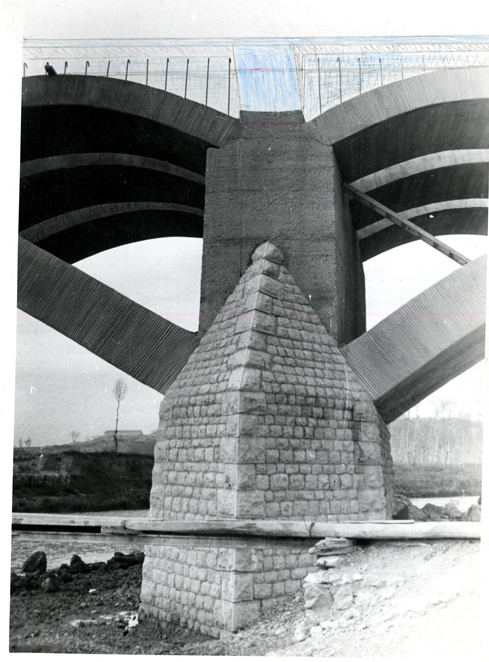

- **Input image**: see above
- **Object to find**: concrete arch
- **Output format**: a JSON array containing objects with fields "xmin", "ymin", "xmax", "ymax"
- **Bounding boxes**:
[
  {"xmin": 308, "ymin": 67, "xmax": 489, "ymax": 152},
  {"xmin": 19, "ymin": 75, "xmax": 227, "ymax": 262},
  {"xmin": 358, "ymin": 199, "xmax": 489, "ymax": 240},
  {"xmin": 360, "ymin": 206, "xmax": 487, "ymax": 261},
  {"xmin": 352, "ymin": 163, "xmax": 487, "ymax": 225},
  {"xmin": 341, "ymin": 255, "xmax": 487, "ymax": 423},
  {"xmin": 20, "ymin": 153, "xmax": 206, "ymax": 185},
  {"xmin": 306, "ymin": 67, "xmax": 489, "ymax": 260},
  {"xmin": 20, "ymin": 202, "xmax": 205, "ymax": 244},
  {"xmin": 22, "ymin": 75, "xmax": 240, "ymax": 149},
  {"xmin": 351, "ymin": 150, "xmax": 489, "ymax": 192}
]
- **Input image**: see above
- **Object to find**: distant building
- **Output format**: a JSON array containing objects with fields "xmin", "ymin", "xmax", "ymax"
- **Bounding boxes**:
[{"xmin": 103, "ymin": 430, "xmax": 143, "ymax": 442}]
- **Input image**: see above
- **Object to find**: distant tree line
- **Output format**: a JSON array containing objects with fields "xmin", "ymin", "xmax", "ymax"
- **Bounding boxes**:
[{"xmin": 389, "ymin": 415, "xmax": 482, "ymax": 465}]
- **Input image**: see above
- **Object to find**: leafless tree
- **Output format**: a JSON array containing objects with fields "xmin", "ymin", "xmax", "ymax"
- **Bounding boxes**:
[
  {"xmin": 71, "ymin": 431, "xmax": 80, "ymax": 443},
  {"xmin": 112, "ymin": 378, "xmax": 128, "ymax": 452}
]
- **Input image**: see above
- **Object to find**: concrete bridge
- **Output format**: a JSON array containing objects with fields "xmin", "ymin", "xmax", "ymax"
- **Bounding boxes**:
[
  {"xmin": 18, "ymin": 56, "xmax": 488, "ymax": 638},
  {"xmin": 19, "ymin": 67, "xmax": 488, "ymax": 418}
]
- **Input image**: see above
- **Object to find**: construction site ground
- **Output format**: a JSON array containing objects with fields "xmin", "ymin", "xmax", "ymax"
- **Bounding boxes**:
[{"xmin": 9, "ymin": 534, "xmax": 485, "ymax": 657}]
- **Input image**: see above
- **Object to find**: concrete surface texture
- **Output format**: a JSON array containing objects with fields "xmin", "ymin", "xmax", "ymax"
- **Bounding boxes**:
[
  {"xmin": 140, "ymin": 241, "xmax": 393, "ymax": 635},
  {"xmin": 199, "ymin": 110, "xmax": 365, "ymax": 345},
  {"xmin": 341, "ymin": 254, "xmax": 487, "ymax": 423}
]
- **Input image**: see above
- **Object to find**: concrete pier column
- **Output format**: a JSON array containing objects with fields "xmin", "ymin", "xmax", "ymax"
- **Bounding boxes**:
[{"xmin": 199, "ymin": 110, "xmax": 366, "ymax": 345}]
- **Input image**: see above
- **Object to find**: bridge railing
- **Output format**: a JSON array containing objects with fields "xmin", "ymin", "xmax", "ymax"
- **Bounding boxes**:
[{"xmin": 23, "ymin": 48, "xmax": 489, "ymax": 120}]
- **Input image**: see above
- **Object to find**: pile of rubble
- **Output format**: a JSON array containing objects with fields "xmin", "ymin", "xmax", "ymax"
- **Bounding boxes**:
[
  {"xmin": 393, "ymin": 495, "xmax": 481, "ymax": 521},
  {"xmin": 11, "ymin": 549, "xmax": 144, "ymax": 595}
]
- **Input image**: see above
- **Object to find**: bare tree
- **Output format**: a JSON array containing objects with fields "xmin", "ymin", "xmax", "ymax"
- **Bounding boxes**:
[
  {"xmin": 71, "ymin": 431, "xmax": 80, "ymax": 443},
  {"xmin": 112, "ymin": 378, "xmax": 128, "ymax": 452}
]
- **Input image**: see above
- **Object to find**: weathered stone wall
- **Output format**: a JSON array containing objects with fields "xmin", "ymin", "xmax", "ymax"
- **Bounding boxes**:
[
  {"xmin": 141, "ymin": 241, "xmax": 394, "ymax": 637},
  {"xmin": 149, "ymin": 242, "xmax": 393, "ymax": 523},
  {"xmin": 140, "ymin": 542, "xmax": 315, "ymax": 635}
]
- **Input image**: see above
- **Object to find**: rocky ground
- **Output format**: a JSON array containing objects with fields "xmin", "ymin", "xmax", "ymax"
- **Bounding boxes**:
[{"xmin": 10, "ymin": 534, "xmax": 485, "ymax": 656}]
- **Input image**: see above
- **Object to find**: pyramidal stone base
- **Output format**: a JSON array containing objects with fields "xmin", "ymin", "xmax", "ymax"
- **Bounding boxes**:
[{"xmin": 140, "ymin": 242, "xmax": 394, "ymax": 636}]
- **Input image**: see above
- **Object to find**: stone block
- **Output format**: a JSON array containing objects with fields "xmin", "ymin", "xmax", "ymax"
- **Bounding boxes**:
[
  {"xmin": 356, "ymin": 441, "xmax": 382, "ymax": 463},
  {"xmin": 234, "ymin": 549, "xmax": 264, "ymax": 572},
  {"xmin": 243, "ymin": 291, "xmax": 274, "ymax": 314},
  {"xmin": 217, "ymin": 489, "xmax": 237, "ymax": 517},
  {"xmin": 232, "ymin": 601, "xmax": 262, "ymax": 631},
  {"xmin": 237, "ymin": 329, "xmax": 268, "ymax": 351},
  {"xmin": 236, "ymin": 491, "xmax": 266, "ymax": 518},
  {"xmin": 251, "ymin": 242, "xmax": 284, "ymax": 265},
  {"xmin": 217, "ymin": 548, "xmax": 236, "ymax": 571},
  {"xmin": 363, "ymin": 465, "xmax": 385, "ymax": 488},
  {"xmin": 332, "ymin": 585, "xmax": 353, "ymax": 610},
  {"xmin": 304, "ymin": 583, "xmax": 334, "ymax": 612},
  {"xmin": 270, "ymin": 474, "xmax": 288, "ymax": 490},
  {"xmin": 254, "ymin": 582, "xmax": 273, "ymax": 599},
  {"xmin": 360, "ymin": 422, "xmax": 381, "ymax": 442},
  {"xmin": 237, "ymin": 437, "xmax": 266, "ymax": 463},
  {"xmin": 236, "ymin": 464, "xmax": 257, "ymax": 489},
  {"xmin": 228, "ymin": 367, "xmax": 262, "ymax": 391},
  {"xmin": 222, "ymin": 572, "xmax": 254, "ymax": 602},
  {"xmin": 220, "ymin": 437, "xmax": 236, "ymax": 463},
  {"xmin": 226, "ymin": 414, "xmax": 257, "ymax": 437},
  {"xmin": 228, "ymin": 348, "xmax": 271, "ymax": 369}
]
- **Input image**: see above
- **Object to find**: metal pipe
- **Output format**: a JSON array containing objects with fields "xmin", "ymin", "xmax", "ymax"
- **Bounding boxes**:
[
  {"xmin": 45, "ymin": 61, "xmax": 48, "ymax": 75},
  {"xmin": 125, "ymin": 59, "xmax": 130, "ymax": 81},
  {"xmin": 317, "ymin": 57, "xmax": 322, "ymax": 114},
  {"xmin": 23, "ymin": 63, "xmax": 27, "ymax": 77},
  {"xmin": 358, "ymin": 58, "xmax": 362, "ymax": 94},
  {"xmin": 205, "ymin": 57, "xmax": 210, "ymax": 106},
  {"xmin": 146, "ymin": 59, "xmax": 149, "ymax": 85},
  {"xmin": 106, "ymin": 61, "xmax": 111, "ymax": 77},
  {"xmin": 337, "ymin": 57, "xmax": 342, "ymax": 103},
  {"xmin": 228, "ymin": 58, "xmax": 231, "ymax": 115},
  {"xmin": 379, "ymin": 58, "xmax": 383, "ymax": 86},
  {"xmin": 401, "ymin": 58, "xmax": 404, "ymax": 80},
  {"xmin": 64, "ymin": 61, "xmax": 68, "ymax": 75},
  {"xmin": 85, "ymin": 61, "xmax": 90, "ymax": 76},
  {"xmin": 184, "ymin": 58, "xmax": 189, "ymax": 98},
  {"xmin": 165, "ymin": 58, "xmax": 169, "ymax": 91}
]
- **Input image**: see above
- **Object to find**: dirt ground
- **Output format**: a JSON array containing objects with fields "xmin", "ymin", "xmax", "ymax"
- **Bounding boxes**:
[{"xmin": 9, "ymin": 536, "xmax": 486, "ymax": 657}]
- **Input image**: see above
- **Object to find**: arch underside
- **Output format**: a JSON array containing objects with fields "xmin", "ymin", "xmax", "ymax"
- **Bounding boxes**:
[
  {"xmin": 19, "ymin": 70, "xmax": 489, "ymax": 407},
  {"xmin": 341, "ymin": 255, "xmax": 487, "ymax": 423}
]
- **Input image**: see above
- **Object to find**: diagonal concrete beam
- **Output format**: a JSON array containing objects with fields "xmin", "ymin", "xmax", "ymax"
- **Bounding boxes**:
[
  {"xmin": 341, "ymin": 255, "xmax": 487, "ymax": 423},
  {"xmin": 343, "ymin": 182, "xmax": 470, "ymax": 266},
  {"xmin": 17, "ymin": 238, "xmax": 199, "ymax": 394}
]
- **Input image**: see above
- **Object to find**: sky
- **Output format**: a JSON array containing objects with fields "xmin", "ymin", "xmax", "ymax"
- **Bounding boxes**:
[{"xmin": 2, "ymin": 1, "xmax": 488, "ymax": 449}]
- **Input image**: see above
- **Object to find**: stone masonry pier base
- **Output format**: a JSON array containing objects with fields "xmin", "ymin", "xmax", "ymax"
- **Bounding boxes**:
[{"xmin": 140, "ymin": 242, "xmax": 394, "ymax": 636}]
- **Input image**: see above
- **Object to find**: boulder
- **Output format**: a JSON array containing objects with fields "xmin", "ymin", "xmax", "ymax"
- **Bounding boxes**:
[
  {"xmin": 332, "ymin": 585, "xmax": 353, "ymax": 610},
  {"xmin": 70, "ymin": 554, "xmax": 89, "ymax": 574},
  {"xmin": 22, "ymin": 551, "xmax": 47, "ymax": 575},
  {"xmin": 316, "ymin": 556, "xmax": 344, "ymax": 569},
  {"xmin": 393, "ymin": 505, "xmax": 410, "ymax": 520},
  {"xmin": 441, "ymin": 502, "xmax": 463, "ymax": 520},
  {"xmin": 406, "ymin": 504, "xmax": 428, "ymax": 521},
  {"xmin": 40, "ymin": 572, "xmax": 59, "ymax": 593},
  {"xmin": 304, "ymin": 583, "xmax": 334, "ymax": 613},
  {"xmin": 421, "ymin": 503, "xmax": 444, "ymax": 521},
  {"xmin": 393, "ymin": 494, "xmax": 412, "ymax": 519},
  {"xmin": 465, "ymin": 504, "xmax": 481, "ymax": 521}
]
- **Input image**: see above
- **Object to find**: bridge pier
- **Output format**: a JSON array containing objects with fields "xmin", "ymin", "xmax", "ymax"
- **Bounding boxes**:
[
  {"xmin": 199, "ymin": 111, "xmax": 366, "ymax": 345},
  {"xmin": 140, "ymin": 241, "xmax": 393, "ymax": 636}
]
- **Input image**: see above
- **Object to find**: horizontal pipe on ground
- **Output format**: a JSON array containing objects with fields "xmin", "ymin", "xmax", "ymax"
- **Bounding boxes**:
[{"xmin": 12, "ymin": 514, "xmax": 481, "ymax": 540}]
